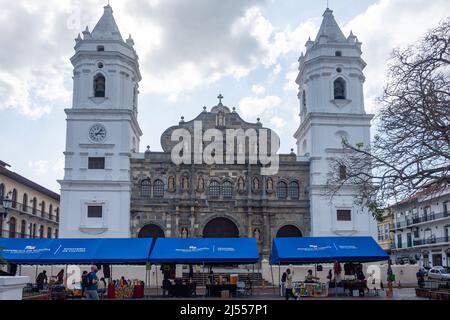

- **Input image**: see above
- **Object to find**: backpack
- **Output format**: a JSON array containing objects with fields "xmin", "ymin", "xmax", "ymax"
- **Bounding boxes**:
[
  {"xmin": 281, "ymin": 272, "xmax": 287, "ymax": 283},
  {"xmin": 82, "ymin": 274, "xmax": 90, "ymax": 287}
]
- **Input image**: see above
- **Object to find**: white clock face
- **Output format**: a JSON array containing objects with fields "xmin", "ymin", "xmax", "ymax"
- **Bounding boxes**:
[{"xmin": 89, "ymin": 124, "xmax": 107, "ymax": 143}]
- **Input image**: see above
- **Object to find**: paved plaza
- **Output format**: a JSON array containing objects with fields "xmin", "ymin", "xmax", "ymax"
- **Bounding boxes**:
[{"xmin": 138, "ymin": 287, "xmax": 424, "ymax": 300}]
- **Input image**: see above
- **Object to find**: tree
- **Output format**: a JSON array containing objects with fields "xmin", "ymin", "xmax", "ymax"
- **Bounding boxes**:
[{"xmin": 326, "ymin": 18, "xmax": 450, "ymax": 220}]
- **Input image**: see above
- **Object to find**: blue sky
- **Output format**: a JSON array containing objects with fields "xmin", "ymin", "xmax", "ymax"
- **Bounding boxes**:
[{"xmin": 0, "ymin": 0, "xmax": 449, "ymax": 193}]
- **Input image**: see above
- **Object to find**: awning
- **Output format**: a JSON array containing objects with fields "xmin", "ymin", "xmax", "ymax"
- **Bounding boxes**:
[
  {"xmin": 0, "ymin": 238, "xmax": 154, "ymax": 265},
  {"xmin": 270, "ymin": 237, "xmax": 389, "ymax": 265},
  {"xmin": 149, "ymin": 238, "xmax": 259, "ymax": 264}
]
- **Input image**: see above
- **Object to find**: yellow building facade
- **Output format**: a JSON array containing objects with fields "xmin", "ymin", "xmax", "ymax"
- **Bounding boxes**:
[{"xmin": 0, "ymin": 160, "xmax": 59, "ymax": 239}]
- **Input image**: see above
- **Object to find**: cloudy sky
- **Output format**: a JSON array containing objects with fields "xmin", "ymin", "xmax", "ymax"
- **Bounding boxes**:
[{"xmin": 0, "ymin": 0, "xmax": 449, "ymax": 193}]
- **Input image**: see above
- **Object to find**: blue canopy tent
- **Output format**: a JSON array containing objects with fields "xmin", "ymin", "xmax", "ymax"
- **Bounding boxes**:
[
  {"xmin": 0, "ymin": 238, "xmax": 154, "ymax": 265},
  {"xmin": 268, "ymin": 237, "xmax": 389, "ymax": 296},
  {"xmin": 149, "ymin": 238, "xmax": 259, "ymax": 296},
  {"xmin": 149, "ymin": 238, "xmax": 259, "ymax": 264},
  {"xmin": 270, "ymin": 237, "xmax": 388, "ymax": 265}
]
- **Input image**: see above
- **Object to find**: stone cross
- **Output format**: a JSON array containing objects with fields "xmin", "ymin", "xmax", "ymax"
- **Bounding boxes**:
[{"xmin": 217, "ymin": 94, "xmax": 224, "ymax": 104}]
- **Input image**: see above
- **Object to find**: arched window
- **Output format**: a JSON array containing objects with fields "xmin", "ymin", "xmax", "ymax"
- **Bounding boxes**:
[
  {"xmin": 32, "ymin": 197, "xmax": 37, "ymax": 215},
  {"xmin": 55, "ymin": 229, "xmax": 59, "ymax": 239},
  {"xmin": 48, "ymin": 204, "xmax": 53, "ymax": 220},
  {"xmin": 276, "ymin": 225, "xmax": 303, "ymax": 238},
  {"xmin": 31, "ymin": 223, "xmax": 36, "ymax": 238},
  {"xmin": 41, "ymin": 200, "xmax": 46, "ymax": 217},
  {"xmin": 277, "ymin": 182, "xmax": 288, "ymax": 199},
  {"xmin": 47, "ymin": 227, "xmax": 52, "ymax": 239},
  {"xmin": 39, "ymin": 225, "xmax": 44, "ymax": 238},
  {"xmin": 208, "ymin": 181, "xmax": 221, "ymax": 198},
  {"xmin": 20, "ymin": 220, "xmax": 26, "ymax": 238},
  {"xmin": 11, "ymin": 189, "xmax": 17, "ymax": 208},
  {"xmin": 138, "ymin": 224, "xmax": 165, "ymax": 238},
  {"xmin": 22, "ymin": 193, "xmax": 28, "ymax": 212},
  {"xmin": 55, "ymin": 208, "xmax": 59, "ymax": 222},
  {"xmin": 203, "ymin": 217, "xmax": 239, "ymax": 238},
  {"xmin": 9, "ymin": 217, "xmax": 17, "ymax": 238},
  {"xmin": 153, "ymin": 179, "xmax": 164, "ymax": 198},
  {"xmin": 223, "ymin": 181, "xmax": 233, "ymax": 198},
  {"xmin": 289, "ymin": 181, "xmax": 300, "ymax": 199},
  {"xmin": 141, "ymin": 179, "xmax": 151, "ymax": 197},
  {"xmin": 94, "ymin": 74, "xmax": 106, "ymax": 98},
  {"xmin": 334, "ymin": 77, "xmax": 346, "ymax": 100},
  {"xmin": 339, "ymin": 165, "xmax": 347, "ymax": 180},
  {"xmin": 0, "ymin": 183, "xmax": 4, "ymax": 199}
]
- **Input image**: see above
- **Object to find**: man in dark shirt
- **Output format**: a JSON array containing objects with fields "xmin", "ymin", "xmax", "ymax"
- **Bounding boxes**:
[{"xmin": 36, "ymin": 270, "xmax": 48, "ymax": 291}]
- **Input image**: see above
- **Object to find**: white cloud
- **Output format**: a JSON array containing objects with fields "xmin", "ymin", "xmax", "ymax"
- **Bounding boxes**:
[
  {"xmin": 269, "ymin": 115, "xmax": 286, "ymax": 132},
  {"xmin": 251, "ymin": 84, "xmax": 266, "ymax": 95},
  {"xmin": 238, "ymin": 95, "xmax": 282, "ymax": 119},
  {"xmin": 343, "ymin": 0, "xmax": 450, "ymax": 113}
]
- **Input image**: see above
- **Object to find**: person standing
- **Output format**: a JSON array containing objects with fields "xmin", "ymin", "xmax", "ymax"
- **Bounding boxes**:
[
  {"xmin": 281, "ymin": 270, "xmax": 287, "ymax": 297},
  {"xmin": 85, "ymin": 265, "xmax": 99, "ymax": 300},
  {"xmin": 285, "ymin": 269, "xmax": 296, "ymax": 300},
  {"xmin": 97, "ymin": 278, "xmax": 107, "ymax": 299},
  {"xmin": 416, "ymin": 268, "xmax": 425, "ymax": 288},
  {"xmin": 36, "ymin": 270, "xmax": 48, "ymax": 291},
  {"xmin": 56, "ymin": 269, "xmax": 65, "ymax": 284}
]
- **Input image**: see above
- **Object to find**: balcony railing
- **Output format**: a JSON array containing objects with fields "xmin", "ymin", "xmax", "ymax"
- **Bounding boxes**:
[
  {"xmin": 413, "ymin": 237, "xmax": 450, "ymax": 246},
  {"xmin": 395, "ymin": 211, "xmax": 449, "ymax": 229},
  {"xmin": 0, "ymin": 229, "xmax": 48, "ymax": 239},
  {"xmin": 9, "ymin": 201, "xmax": 59, "ymax": 222}
]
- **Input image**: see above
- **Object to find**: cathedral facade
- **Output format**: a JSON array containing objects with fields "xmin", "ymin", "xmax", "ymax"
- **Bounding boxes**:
[{"xmin": 59, "ymin": 5, "xmax": 377, "ymax": 254}]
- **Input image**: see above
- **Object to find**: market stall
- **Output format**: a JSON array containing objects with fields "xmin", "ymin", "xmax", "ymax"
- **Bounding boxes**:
[
  {"xmin": 270, "ymin": 236, "xmax": 389, "ymax": 298},
  {"xmin": 0, "ymin": 238, "xmax": 154, "ymax": 300},
  {"xmin": 149, "ymin": 237, "xmax": 259, "ymax": 298}
]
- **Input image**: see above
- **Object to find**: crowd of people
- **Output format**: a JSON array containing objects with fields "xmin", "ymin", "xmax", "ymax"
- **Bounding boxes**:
[{"xmin": 34, "ymin": 265, "xmax": 144, "ymax": 300}]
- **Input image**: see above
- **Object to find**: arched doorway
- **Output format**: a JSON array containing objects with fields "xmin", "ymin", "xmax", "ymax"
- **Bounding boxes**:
[
  {"xmin": 203, "ymin": 217, "xmax": 239, "ymax": 238},
  {"xmin": 9, "ymin": 217, "xmax": 17, "ymax": 238},
  {"xmin": 138, "ymin": 224, "xmax": 165, "ymax": 238},
  {"xmin": 276, "ymin": 225, "xmax": 302, "ymax": 238}
]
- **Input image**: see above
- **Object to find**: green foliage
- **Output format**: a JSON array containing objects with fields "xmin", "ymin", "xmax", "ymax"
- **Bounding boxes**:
[{"xmin": 367, "ymin": 201, "xmax": 384, "ymax": 222}]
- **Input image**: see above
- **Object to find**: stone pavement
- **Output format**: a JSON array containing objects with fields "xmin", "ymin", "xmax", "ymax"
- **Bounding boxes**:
[{"xmin": 139, "ymin": 287, "xmax": 425, "ymax": 300}]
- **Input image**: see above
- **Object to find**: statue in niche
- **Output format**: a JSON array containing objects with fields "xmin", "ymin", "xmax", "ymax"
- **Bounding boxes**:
[
  {"xmin": 253, "ymin": 177, "xmax": 260, "ymax": 191},
  {"xmin": 197, "ymin": 176, "xmax": 205, "ymax": 191},
  {"xmin": 181, "ymin": 228, "xmax": 188, "ymax": 239},
  {"xmin": 217, "ymin": 112, "xmax": 225, "ymax": 127},
  {"xmin": 168, "ymin": 176, "xmax": 175, "ymax": 191},
  {"xmin": 253, "ymin": 228, "xmax": 261, "ymax": 243},
  {"xmin": 238, "ymin": 177, "xmax": 245, "ymax": 192},
  {"xmin": 182, "ymin": 176, "xmax": 189, "ymax": 191},
  {"xmin": 266, "ymin": 177, "xmax": 273, "ymax": 192}
]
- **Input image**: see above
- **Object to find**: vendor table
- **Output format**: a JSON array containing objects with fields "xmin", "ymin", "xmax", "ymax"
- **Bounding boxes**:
[
  {"xmin": 293, "ymin": 282, "xmax": 328, "ymax": 298},
  {"xmin": 341, "ymin": 280, "xmax": 367, "ymax": 296},
  {"xmin": 206, "ymin": 284, "xmax": 237, "ymax": 297},
  {"xmin": 169, "ymin": 283, "xmax": 196, "ymax": 297}
]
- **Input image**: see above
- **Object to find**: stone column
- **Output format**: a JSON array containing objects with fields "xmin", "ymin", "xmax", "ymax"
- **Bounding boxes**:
[
  {"xmin": 190, "ymin": 206, "xmax": 195, "ymax": 238},
  {"xmin": 247, "ymin": 207, "xmax": 253, "ymax": 238},
  {"xmin": 174, "ymin": 206, "xmax": 180, "ymax": 237}
]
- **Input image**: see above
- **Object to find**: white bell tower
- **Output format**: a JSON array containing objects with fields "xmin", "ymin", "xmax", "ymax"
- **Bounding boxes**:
[
  {"xmin": 59, "ymin": 5, "xmax": 142, "ymax": 238},
  {"xmin": 294, "ymin": 8, "xmax": 377, "ymax": 238}
]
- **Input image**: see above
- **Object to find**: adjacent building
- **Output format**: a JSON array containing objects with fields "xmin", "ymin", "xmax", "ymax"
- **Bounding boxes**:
[
  {"xmin": 391, "ymin": 181, "xmax": 450, "ymax": 267},
  {"xmin": 377, "ymin": 209, "xmax": 394, "ymax": 253},
  {"xmin": 0, "ymin": 160, "xmax": 60, "ymax": 239}
]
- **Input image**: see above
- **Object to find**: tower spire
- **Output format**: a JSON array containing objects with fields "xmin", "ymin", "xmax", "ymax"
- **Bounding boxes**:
[{"xmin": 90, "ymin": 4, "xmax": 123, "ymax": 41}]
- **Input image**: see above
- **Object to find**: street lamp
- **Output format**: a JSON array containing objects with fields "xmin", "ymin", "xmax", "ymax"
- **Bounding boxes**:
[{"xmin": 2, "ymin": 191, "xmax": 12, "ymax": 219}]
